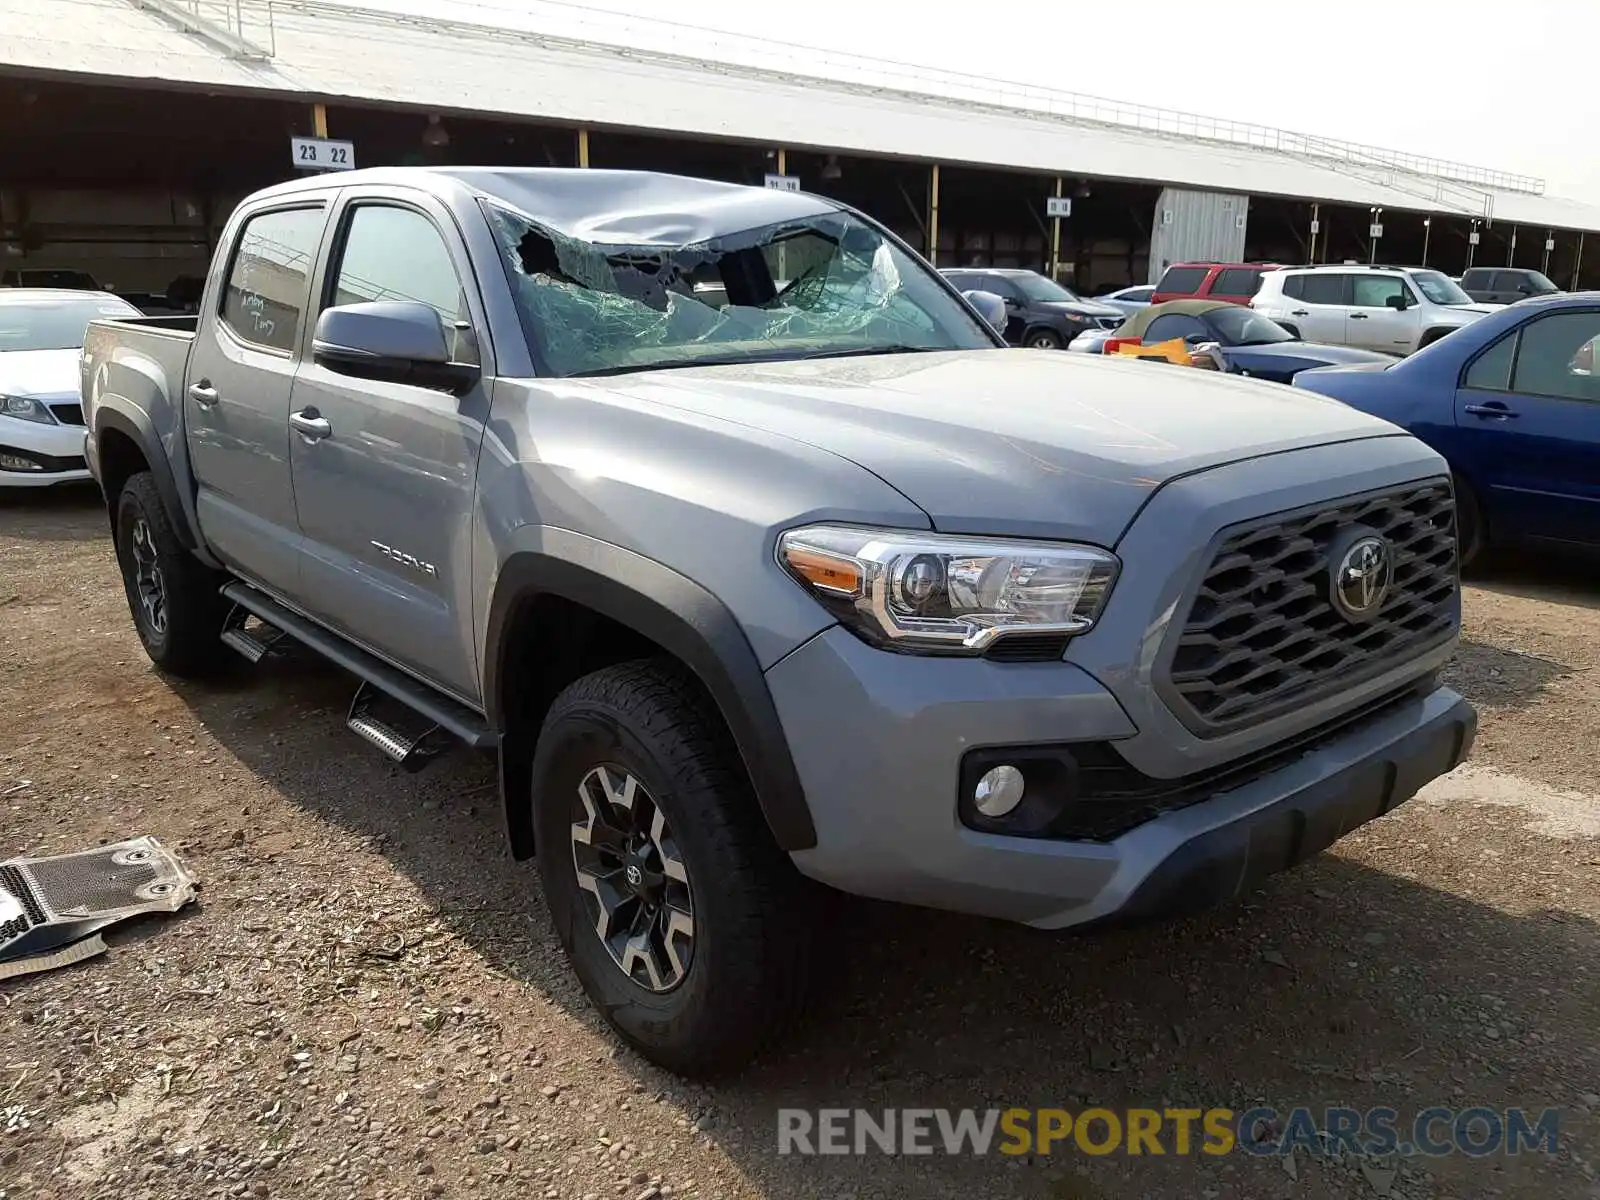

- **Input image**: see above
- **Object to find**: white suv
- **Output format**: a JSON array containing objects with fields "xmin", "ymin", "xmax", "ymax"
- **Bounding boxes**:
[{"xmin": 1251, "ymin": 265, "xmax": 1496, "ymax": 356}]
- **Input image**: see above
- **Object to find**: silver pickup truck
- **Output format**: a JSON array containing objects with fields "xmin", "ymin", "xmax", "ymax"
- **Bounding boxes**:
[{"xmin": 81, "ymin": 167, "xmax": 1475, "ymax": 1076}]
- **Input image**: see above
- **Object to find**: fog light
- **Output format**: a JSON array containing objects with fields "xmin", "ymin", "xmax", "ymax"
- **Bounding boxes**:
[
  {"xmin": 0, "ymin": 453, "xmax": 42, "ymax": 472},
  {"xmin": 973, "ymin": 764, "xmax": 1026, "ymax": 818}
]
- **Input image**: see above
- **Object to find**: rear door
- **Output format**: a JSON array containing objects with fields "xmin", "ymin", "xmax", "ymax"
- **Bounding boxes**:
[
  {"xmin": 286, "ymin": 188, "xmax": 492, "ymax": 704},
  {"xmin": 1345, "ymin": 274, "xmax": 1420, "ymax": 353},
  {"xmin": 1453, "ymin": 307, "xmax": 1600, "ymax": 547},
  {"xmin": 185, "ymin": 200, "xmax": 331, "ymax": 593},
  {"xmin": 1287, "ymin": 273, "xmax": 1351, "ymax": 344}
]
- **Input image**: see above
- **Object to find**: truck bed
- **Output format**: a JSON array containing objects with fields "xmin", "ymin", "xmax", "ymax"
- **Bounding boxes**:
[{"xmin": 80, "ymin": 314, "xmax": 199, "ymax": 447}]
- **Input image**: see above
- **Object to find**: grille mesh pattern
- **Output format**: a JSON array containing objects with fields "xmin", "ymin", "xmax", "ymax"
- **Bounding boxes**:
[{"xmin": 1166, "ymin": 481, "xmax": 1457, "ymax": 732}]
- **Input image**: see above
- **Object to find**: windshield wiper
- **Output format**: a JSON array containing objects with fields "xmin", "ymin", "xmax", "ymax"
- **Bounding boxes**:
[{"xmin": 793, "ymin": 344, "xmax": 944, "ymax": 361}]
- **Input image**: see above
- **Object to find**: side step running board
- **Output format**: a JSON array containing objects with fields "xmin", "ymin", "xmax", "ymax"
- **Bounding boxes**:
[
  {"xmin": 347, "ymin": 681, "xmax": 446, "ymax": 772},
  {"xmin": 220, "ymin": 602, "xmax": 290, "ymax": 663},
  {"xmin": 218, "ymin": 582, "xmax": 498, "ymax": 755}
]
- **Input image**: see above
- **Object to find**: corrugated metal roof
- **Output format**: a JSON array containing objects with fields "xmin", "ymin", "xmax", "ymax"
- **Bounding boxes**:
[{"xmin": 7, "ymin": 0, "xmax": 1600, "ymax": 234}]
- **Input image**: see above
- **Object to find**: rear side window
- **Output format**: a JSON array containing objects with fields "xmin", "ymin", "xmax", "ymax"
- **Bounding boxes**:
[
  {"xmin": 1211, "ymin": 268, "xmax": 1263, "ymax": 296},
  {"xmin": 1157, "ymin": 266, "xmax": 1208, "ymax": 294},
  {"xmin": 221, "ymin": 207, "xmax": 326, "ymax": 353},
  {"xmin": 1281, "ymin": 275, "xmax": 1304, "ymax": 300},
  {"xmin": 1461, "ymin": 269, "xmax": 1492, "ymax": 288},
  {"xmin": 1144, "ymin": 314, "xmax": 1209, "ymax": 343},
  {"xmin": 1299, "ymin": 274, "xmax": 1350, "ymax": 305}
]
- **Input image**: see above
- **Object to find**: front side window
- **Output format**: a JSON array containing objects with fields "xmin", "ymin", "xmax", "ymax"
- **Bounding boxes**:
[
  {"xmin": 487, "ymin": 205, "xmax": 995, "ymax": 377},
  {"xmin": 1204, "ymin": 306, "xmax": 1294, "ymax": 345},
  {"xmin": 0, "ymin": 297, "xmax": 139, "ymax": 352},
  {"xmin": 328, "ymin": 204, "xmax": 478, "ymax": 364},
  {"xmin": 220, "ymin": 207, "xmax": 326, "ymax": 353},
  {"xmin": 1463, "ymin": 333, "xmax": 1516, "ymax": 391},
  {"xmin": 1012, "ymin": 273, "xmax": 1080, "ymax": 303},
  {"xmin": 1351, "ymin": 275, "xmax": 1409, "ymax": 308},
  {"xmin": 1509, "ymin": 311, "xmax": 1600, "ymax": 401},
  {"xmin": 1143, "ymin": 314, "xmax": 1209, "ymax": 343},
  {"xmin": 1211, "ymin": 268, "xmax": 1264, "ymax": 296}
]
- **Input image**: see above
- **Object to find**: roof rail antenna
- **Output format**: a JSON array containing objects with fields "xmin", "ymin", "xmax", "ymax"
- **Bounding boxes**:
[{"xmin": 131, "ymin": 0, "xmax": 276, "ymax": 61}]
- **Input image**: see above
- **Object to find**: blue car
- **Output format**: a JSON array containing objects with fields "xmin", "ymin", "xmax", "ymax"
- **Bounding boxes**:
[{"xmin": 1294, "ymin": 293, "xmax": 1600, "ymax": 563}]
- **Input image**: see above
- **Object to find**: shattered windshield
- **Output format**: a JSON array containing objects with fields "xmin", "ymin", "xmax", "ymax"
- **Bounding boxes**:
[{"xmin": 485, "ymin": 203, "xmax": 996, "ymax": 378}]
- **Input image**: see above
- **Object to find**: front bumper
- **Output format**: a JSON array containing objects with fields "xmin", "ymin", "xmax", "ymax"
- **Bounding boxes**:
[
  {"xmin": 1, "ymin": 418, "xmax": 91, "ymax": 488},
  {"xmin": 768, "ymin": 625, "xmax": 1474, "ymax": 929}
]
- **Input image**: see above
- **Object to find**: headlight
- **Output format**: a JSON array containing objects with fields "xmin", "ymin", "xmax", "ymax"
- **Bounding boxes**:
[
  {"xmin": 778, "ymin": 524, "xmax": 1118, "ymax": 655},
  {"xmin": 0, "ymin": 395, "xmax": 53, "ymax": 425}
]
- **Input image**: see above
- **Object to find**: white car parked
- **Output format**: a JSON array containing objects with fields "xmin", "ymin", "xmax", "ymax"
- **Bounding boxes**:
[
  {"xmin": 1, "ymin": 289, "xmax": 140, "ymax": 487},
  {"xmin": 1251, "ymin": 264, "xmax": 1496, "ymax": 356}
]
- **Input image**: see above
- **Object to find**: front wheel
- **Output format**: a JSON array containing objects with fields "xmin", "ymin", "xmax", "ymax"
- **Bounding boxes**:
[
  {"xmin": 114, "ymin": 472, "xmax": 230, "ymax": 677},
  {"xmin": 531, "ymin": 659, "xmax": 816, "ymax": 1076},
  {"xmin": 1025, "ymin": 329, "xmax": 1065, "ymax": 350}
]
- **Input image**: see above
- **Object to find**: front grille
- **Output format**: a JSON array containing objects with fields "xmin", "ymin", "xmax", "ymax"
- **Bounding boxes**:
[
  {"xmin": 1095, "ymin": 316, "xmax": 1121, "ymax": 329},
  {"xmin": 48, "ymin": 402, "xmax": 84, "ymax": 426},
  {"xmin": 1162, "ymin": 480, "xmax": 1457, "ymax": 735}
]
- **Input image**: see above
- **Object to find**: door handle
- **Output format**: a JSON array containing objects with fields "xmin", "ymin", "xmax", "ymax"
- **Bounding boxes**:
[
  {"xmin": 1349, "ymin": 313, "xmax": 1369, "ymax": 320},
  {"xmin": 1463, "ymin": 403, "xmax": 1519, "ymax": 420},
  {"xmin": 1290, "ymin": 309, "xmax": 1309, "ymax": 316},
  {"xmin": 289, "ymin": 409, "xmax": 332, "ymax": 440},
  {"xmin": 188, "ymin": 382, "xmax": 219, "ymax": 407}
]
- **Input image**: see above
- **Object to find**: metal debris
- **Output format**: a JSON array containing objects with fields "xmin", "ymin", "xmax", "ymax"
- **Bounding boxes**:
[{"xmin": 0, "ymin": 836, "xmax": 197, "ymax": 972}]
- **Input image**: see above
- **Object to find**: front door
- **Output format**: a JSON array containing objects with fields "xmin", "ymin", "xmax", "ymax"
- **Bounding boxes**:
[
  {"xmin": 1345, "ymin": 274, "xmax": 1420, "ymax": 354},
  {"xmin": 185, "ymin": 202, "xmax": 329, "ymax": 593},
  {"xmin": 1454, "ymin": 307, "xmax": 1600, "ymax": 547},
  {"xmin": 287, "ymin": 191, "xmax": 492, "ymax": 705}
]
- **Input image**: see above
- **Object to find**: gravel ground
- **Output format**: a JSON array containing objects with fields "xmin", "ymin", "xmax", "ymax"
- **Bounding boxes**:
[{"xmin": 2, "ymin": 489, "xmax": 1598, "ymax": 1200}]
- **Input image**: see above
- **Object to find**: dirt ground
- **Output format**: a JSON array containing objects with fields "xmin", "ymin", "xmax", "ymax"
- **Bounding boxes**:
[{"xmin": 1, "ymin": 489, "xmax": 1598, "ymax": 1200}]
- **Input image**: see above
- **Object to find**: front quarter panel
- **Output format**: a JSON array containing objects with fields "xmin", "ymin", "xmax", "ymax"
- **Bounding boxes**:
[{"xmin": 472, "ymin": 376, "xmax": 931, "ymax": 673}]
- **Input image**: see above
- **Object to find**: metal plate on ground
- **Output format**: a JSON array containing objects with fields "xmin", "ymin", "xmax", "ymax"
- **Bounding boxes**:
[{"xmin": 0, "ymin": 836, "xmax": 197, "ymax": 965}]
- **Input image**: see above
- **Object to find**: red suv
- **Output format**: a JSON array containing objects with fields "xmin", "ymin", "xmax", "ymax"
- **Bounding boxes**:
[{"xmin": 1150, "ymin": 262, "xmax": 1285, "ymax": 306}]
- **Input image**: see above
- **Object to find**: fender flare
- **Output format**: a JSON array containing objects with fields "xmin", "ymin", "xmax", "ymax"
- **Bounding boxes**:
[
  {"xmin": 484, "ymin": 531, "xmax": 818, "ymax": 852},
  {"xmin": 91, "ymin": 405, "xmax": 197, "ymax": 550}
]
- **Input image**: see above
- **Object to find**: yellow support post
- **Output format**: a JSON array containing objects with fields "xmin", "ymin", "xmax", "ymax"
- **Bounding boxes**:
[
  {"xmin": 776, "ymin": 148, "xmax": 786, "ymax": 177},
  {"xmin": 928, "ymin": 163, "xmax": 941, "ymax": 267},
  {"xmin": 312, "ymin": 103, "xmax": 328, "ymax": 139},
  {"xmin": 577, "ymin": 128, "xmax": 590, "ymax": 168}
]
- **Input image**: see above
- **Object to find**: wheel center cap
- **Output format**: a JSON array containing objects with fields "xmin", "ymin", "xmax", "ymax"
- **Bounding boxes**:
[{"xmin": 624, "ymin": 861, "xmax": 644, "ymax": 890}]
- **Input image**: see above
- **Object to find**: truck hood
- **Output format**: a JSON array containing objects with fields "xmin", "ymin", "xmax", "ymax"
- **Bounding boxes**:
[
  {"xmin": 606, "ymin": 349, "xmax": 1405, "ymax": 544},
  {"xmin": 0, "ymin": 348, "xmax": 80, "ymax": 400},
  {"xmin": 1038, "ymin": 299, "xmax": 1125, "ymax": 320}
]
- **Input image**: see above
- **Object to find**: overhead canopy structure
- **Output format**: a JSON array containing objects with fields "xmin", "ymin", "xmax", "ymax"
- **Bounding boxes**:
[{"xmin": 4, "ymin": 0, "xmax": 1598, "ymax": 233}]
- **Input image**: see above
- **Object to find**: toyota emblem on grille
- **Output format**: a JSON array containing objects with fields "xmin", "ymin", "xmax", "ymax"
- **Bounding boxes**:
[{"xmin": 1331, "ymin": 535, "xmax": 1393, "ymax": 622}]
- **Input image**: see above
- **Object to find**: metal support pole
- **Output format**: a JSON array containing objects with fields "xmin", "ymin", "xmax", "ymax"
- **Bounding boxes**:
[
  {"xmin": 1421, "ymin": 217, "xmax": 1431, "ymax": 267},
  {"xmin": 776, "ymin": 148, "xmax": 786, "ymax": 177},
  {"xmin": 1309, "ymin": 202, "xmax": 1321, "ymax": 264},
  {"xmin": 1467, "ymin": 221, "xmax": 1479, "ymax": 269},
  {"xmin": 928, "ymin": 163, "xmax": 940, "ymax": 267},
  {"xmin": 1574, "ymin": 232, "xmax": 1586, "ymax": 290},
  {"xmin": 1507, "ymin": 224, "xmax": 1517, "ymax": 266},
  {"xmin": 1542, "ymin": 229, "xmax": 1553, "ymax": 275},
  {"xmin": 577, "ymin": 128, "xmax": 590, "ymax": 168},
  {"xmin": 1049, "ymin": 176, "xmax": 1063, "ymax": 280},
  {"xmin": 312, "ymin": 103, "xmax": 328, "ymax": 138}
]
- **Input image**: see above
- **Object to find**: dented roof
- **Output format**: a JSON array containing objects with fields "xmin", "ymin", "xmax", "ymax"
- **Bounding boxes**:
[{"xmin": 6, "ymin": 0, "xmax": 1600, "ymax": 234}]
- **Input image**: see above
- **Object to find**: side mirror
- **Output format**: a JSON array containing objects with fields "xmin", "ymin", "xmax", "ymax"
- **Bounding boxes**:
[
  {"xmin": 312, "ymin": 301, "xmax": 479, "ymax": 394},
  {"xmin": 962, "ymin": 290, "xmax": 1009, "ymax": 334},
  {"xmin": 1384, "ymin": 293, "xmax": 1408, "ymax": 311}
]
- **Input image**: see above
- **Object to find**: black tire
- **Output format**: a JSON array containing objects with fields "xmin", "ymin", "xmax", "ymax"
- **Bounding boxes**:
[
  {"xmin": 531, "ymin": 658, "xmax": 815, "ymax": 1077},
  {"xmin": 1452, "ymin": 472, "xmax": 1484, "ymax": 569},
  {"xmin": 1025, "ymin": 329, "xmax": 1064, "ymax": 350},
  {"xmin": 114, "ymin": 471, "xmax": 230, "ymax": 677},
  {"xmin": 1418, "ymin": 328, "xmax": 1451, "ymax": 350}
]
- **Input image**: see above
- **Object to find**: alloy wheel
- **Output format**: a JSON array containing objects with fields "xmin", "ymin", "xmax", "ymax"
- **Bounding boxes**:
[
  {"xmin": 570, "ymin": 764, "xmax": 695, "ymax": 992},
  {"xmin": 130, "ymin": 517, "xmax": 169, "ymax": 637}
]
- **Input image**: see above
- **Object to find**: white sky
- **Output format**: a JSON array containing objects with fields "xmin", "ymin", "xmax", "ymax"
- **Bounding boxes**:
[{"xmin": 350, "ymin": 0, "xmax": 1595, "ymax": 199}]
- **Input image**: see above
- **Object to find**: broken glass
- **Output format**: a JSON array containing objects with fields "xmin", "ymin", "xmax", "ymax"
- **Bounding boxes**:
[{"xmin": 484, "ymin": 202, "xmax": 994, "ymax": 378}]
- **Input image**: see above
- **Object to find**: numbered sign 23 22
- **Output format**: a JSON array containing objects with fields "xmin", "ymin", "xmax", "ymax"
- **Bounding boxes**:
[{"xmin": 291, "ymin": 136, "xmax": 356, "ymax": 172}]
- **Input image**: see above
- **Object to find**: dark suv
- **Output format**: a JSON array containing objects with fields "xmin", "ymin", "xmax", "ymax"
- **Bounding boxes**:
[
  {"xmin": 1151, "ymin": 262, "xmax": 1284, "ymax": 306},
  {"xmin": 1458, "ymin": 267, "xmax": 1560, "ymax": 305},
  {"xmin": 940, "ymin": 268, "xmax": 1123, "ymax": 349}
]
